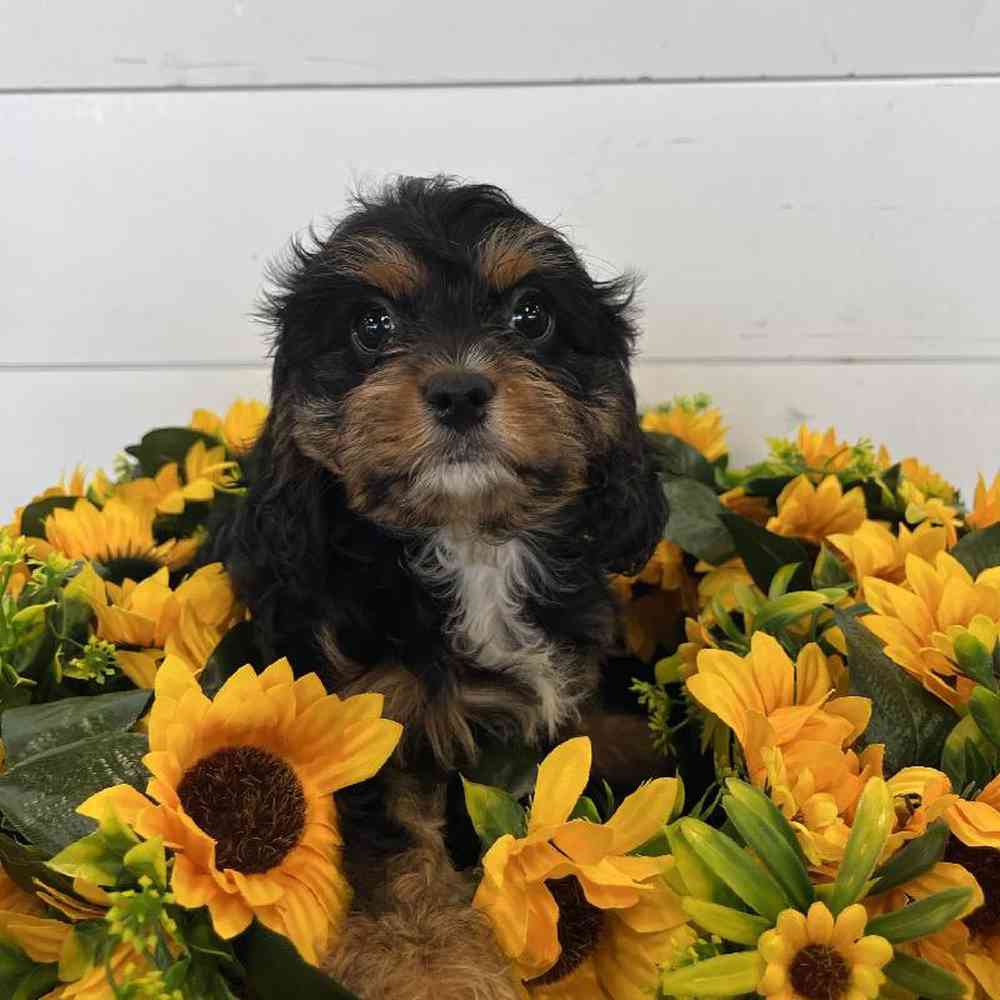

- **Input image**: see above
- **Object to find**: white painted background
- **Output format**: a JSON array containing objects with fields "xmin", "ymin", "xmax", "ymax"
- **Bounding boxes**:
[{"xmin": 3, "ymin": 2, "xmax": 999, "ymax": 518}]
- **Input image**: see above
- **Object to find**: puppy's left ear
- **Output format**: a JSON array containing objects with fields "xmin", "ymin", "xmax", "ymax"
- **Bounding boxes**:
[{"xmin": 586, "ymin": 388, "xmax": 668, "ymax": 575}]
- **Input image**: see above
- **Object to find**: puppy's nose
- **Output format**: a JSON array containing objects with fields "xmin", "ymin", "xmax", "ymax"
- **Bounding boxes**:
[{"xmin": 423, "ymin": 371, "xmax": 496, "ymax": 431}]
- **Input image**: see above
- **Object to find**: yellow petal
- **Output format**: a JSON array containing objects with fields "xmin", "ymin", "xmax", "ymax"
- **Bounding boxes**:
[{"xmin": 528, "ymin": 737, "xmax": 592, "ymax": 831}]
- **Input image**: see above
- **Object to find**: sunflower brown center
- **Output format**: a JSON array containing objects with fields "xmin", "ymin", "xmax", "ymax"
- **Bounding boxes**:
[
  {"xmin": 525, "ymin": 876, "xmax": 604, "ymax": 987},
  {"xmin": 945, "ymin": 839, "xmax": 1000, "ymax": 935},
  {"xmin": 788, "ymin": 944, "xmax": 851, "ymax": 1000},
  {"xmin": 99, "ymin": 554, "xmax": 163, "ymax": 585},
  {"xmin": 177, "ymin": 746, "xmax": 307, "ymax": 874}
]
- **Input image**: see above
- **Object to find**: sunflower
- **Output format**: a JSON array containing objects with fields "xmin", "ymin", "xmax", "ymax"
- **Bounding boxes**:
[
  {"xmin": 686, "ymin": 632, "xmax": 871, "ymax": 783},
  {"xmin": 6, "ymin": 468, "xmax": 111, "ymax": 535},
  {"xmin": 827, "ymin": 519, "xmax": 947, "ymax": 596},
  {"xmin": 719, "ymin": 487, "xmax": 771, "ymax": 525},
  {"xmin": 969, "ymin": 474, "xmax": 1000, "ymax": 532},
  {"xmin": 41, "ymin": 498, "xmax": 199, "ymax": 583},
  {"xmin": 767, "ymin": 475, "xmax": 867, "ymax": 545},
  {"xmin": 694, "ymin": 557, "xmax": 759, "ymax": 613},
  {"xmin": 900, "ymin": 457, "xmax": 959, "ymax": 504},
  {"xmin": 156, "ymin": 441, "xmax": 239, "ymax": 516},
  {"xmin": 756, "ymin": 902, "xmax": 893, "ymax": 1000},
  {"xmin": 641, "ymin": 395, "xmax": 727, "ymax": 462},
  {"xmin": 80, "ymin": 656, "xmax": 402, "ymax": 963},
  {"xmin": 473, "ymin": 737, "xmax": 693, "ymax": 998},
  {"xmin": 192, "ymin": 398, "xmax": 269, "ymax": 457},
  {"xmin": 863, "ymin": 552, "xmax": 1000, "ymax": 708},
  {"xmin": 69, "ymin": 562, "xmax": 242, "ymax": 687},
  {"xmin": 900, "ymin": 483, "xmax": 963, "ymax": 548},
  {"xmin": 789, "ymin": 425, "xmax": 855, "ymax": 475}
]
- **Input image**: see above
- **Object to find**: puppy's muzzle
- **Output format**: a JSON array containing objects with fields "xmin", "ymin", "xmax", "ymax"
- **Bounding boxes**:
[{"xmin": 422, "ymin": 370, "xmax": 496, "ymax": 433}]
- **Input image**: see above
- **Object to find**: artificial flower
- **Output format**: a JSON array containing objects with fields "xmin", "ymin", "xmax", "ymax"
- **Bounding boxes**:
[
  {"xmin": 900, "ymin": 457, "xmax": 959, "ymax": 504},
  {"xmin": 827, "ymin": 519, "xmax": 948, "ymax": 595},
  {"xmin": 786, "ymin": 425, "xmax": 855, "ymax": 475},
  {"xmin": 694, "ymin": 557, "xmax": 758, "ymax": 612},
  {"xmin": 969, "ymin": 474, "xmax": 1000, "ymax": 532},
  {"xmin": 80, "ymin": 656, "xmax": 402, "ymax": 963},
  {"xmin": 767, "ymin": 475, "xmax": 867, "ymax": 545},
  {"xmin": 0, "ymin": 863, "xmax": 44, "ymax": 915},
  {"xmin": 192, "ymin": 399, "xmax": 269, "ymax": 457},
  {"xmin": 641, "ymin": 395, "xmax": 727, "ymax": 462},
  {"xmin": 719, "ymin": 486, "xmax": 771, "ymax": 525},
  {"xmin": 899, "ymin": 481, "xmax": 963, "ymax": 548}
]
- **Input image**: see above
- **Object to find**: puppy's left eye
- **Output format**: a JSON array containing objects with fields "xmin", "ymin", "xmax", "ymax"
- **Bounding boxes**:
[
  {"xmin": 510, "ymin": 292, "xmax": 554, "ymax": 342},
  {"xmin": 351, "ymin": 304, "xmax": 396, "ymax": 353}
]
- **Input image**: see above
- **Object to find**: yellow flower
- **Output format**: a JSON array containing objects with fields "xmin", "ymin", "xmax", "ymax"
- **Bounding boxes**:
[
  {"xmin": 6, "ymin": 467, "xmax": 110, "ymax": 535},
  {"xmin": 900, "ymin": 481, "xmax": 963, "ymax": 548},
  {"xmin": 41, "ymin": 499, "xmax": 199, "ymax": 582},
  {"xmin": 969, "ymin": 474, "xmax": 1000, "ymax": 532},
  {"xmin": 863, "ymin": 553, "xmax": 1000, "ymax": 708},
  {"xmin": 828, "ymin": 520, "xmax": 948, "ymax": 596},
  {"xmin": 686, "ymin": 632, "xmax": 870, "ymax": 783},
  {"xmin": 70, "ymin": 562, "xmax": 242, "ymax": 687},
  {"xmin": 900, "ymin": 457, "xmax": 959, "ymax": 504},
  {"xmin": 641, "ymin": 396, "xmax": 727, "ymax": 462},
  {"xmin": 791, "ymin": 425, "xmax": 855, "ymax": 475},
  {"xmin": 767, "ymin": 475, "xmax": 867, "ymax": 545},
  {"xmin": 156, "ymin": 441, "xmax": 239, "ymax": 516},
  {"xmin": 473, "ymin": 737, "xmax": 692, "ymax": 997},
  {"xmin": 757, "ymin": 902, "xmax": 892, "ymax": 1000},
  {"xmin": 192, "ymin": 399, "xmax": 269, "ymax": 457},
  {"xmin": 0, "ymin": 864, "xmax": 44, "ymax": 915},
  {"xmin": 80, "ymin": 656, "xmax": 402, "ymax": 963},
  {"xmin": 694, "ymin": 557, "xmax": 758, "ymax": 613},
  {"xmin": 720, "ymin": 487, "xmax": 772, "ymax": 525}
]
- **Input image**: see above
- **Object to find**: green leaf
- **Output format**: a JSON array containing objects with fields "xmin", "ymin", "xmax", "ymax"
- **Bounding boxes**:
[
  {"xmin": 569, "ymin": 796, "xmax": 601, "ymax": 822},
  {"xmin": 0, "ymin": 833, "xmax": 74, "ymax": 898},
  {"xmin": 835, "ymin": 610, "xmax": 956, "ymax": 775},
  {"xmin": 48, "ymin": 810, "xmax": 139, "ymax": 887},
  {"xmin": 679, "ymin": 898, "xmax": 771, "ymax": 946},
  {"xmin": 647, "ymin": 433, "xmax": 716, "ymax": 486},
  {"xmin": 719, "ymin": 513, "xmax": 812, "ymax": 593},
  {"xmin": 752, "ymin": 591, "xmax": 837, "ymax": 636},
  {"xmin": 828, "ymin": 778, "xmax": 893, "ymax": 914},
  {"xmin": 741, "ymin": 475, "xmax": 794, "ymax": 499},
  {"xmin": 657, "ymin": 951, "xmax": 762, "ymax": 998},
  {"xmin": 460, "ymin": 777, "xmax": 527, "ymax": 854},
  {"xmin": 813, "ymin": 545, "xmax": 854, "ymax": 590},
  {"xmin": 970, "ymin": 685, "xmax": 1000, "ymax": 749},
  {"xmin": 236, "ymin": 922, "xmax": 359, "ymax": 1000},
  {"xmin": 463, "ymin": 735, "xmax": 542, "ymax": 802},
  {"xmin": 18, "ymin": 497, "xmax": 80, "ymax": 540},
  {"xmin": 954, "ymin": 634, "xmax": 997, "ymax": 691},
  {"xmin": 0, "ymin": 941, "xmax": 59, "ymax": 1000},
  {"xmin": 662, "ymin": 478, "xmax": 735, "ymax": 564},
  {"xmin": 0, "ymin": 732, "xmax": 148, "ymax": 856},
  {"xmin": 767, "ymin": 563, "xmax": 801, "ymax": 600},
  {"xmin": 870, "ymin": 821, "xmax": 949, "ymax": 895},
  {"xmin": 865, "ymin": 887, "xmax": 974, "ymax": 943},
  {"xmin": 941, "ymin": 713, "xmax": 999, "ymax": 790},
  {"xmin": 884, "ymin": 952, "xmax": 966, "ymax": 999},
  {"xmin": 1, "ymin": 690, "xmax": 151, "ymax": 768},
  {"xmin": 664, "ymin": 823, "xmax": 743, "ymax": 909},
  {"xmin": 198, "ymin": 620, "xmax": 263, "ymax": 698},
  {"xmin": 951, "ymin": 523, "xmax": 1000, "ymax": 577},
  {"xmin": 125, "ymin": 427, "xmax": 220, "ymax": 477}
]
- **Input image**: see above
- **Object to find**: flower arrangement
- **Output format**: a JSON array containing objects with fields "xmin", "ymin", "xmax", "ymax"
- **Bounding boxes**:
[{"xmin": 2, "ymin": 394, "xmax": 1000, "ymax": 999}]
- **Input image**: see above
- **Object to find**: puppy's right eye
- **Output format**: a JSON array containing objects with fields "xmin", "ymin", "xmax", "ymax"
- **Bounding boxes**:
[{"xmin": 351, "ymin": 304, "xmax": 396, "ymax": 353}]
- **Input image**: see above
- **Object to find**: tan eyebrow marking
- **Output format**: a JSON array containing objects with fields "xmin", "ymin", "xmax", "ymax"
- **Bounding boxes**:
[
  {"xmin": 477, "ymin": 222, "xmax": 570, "ymax": 290},
  {"xmin": 331, "ymin": 234, "xmax": 428, "ymax": 298}
]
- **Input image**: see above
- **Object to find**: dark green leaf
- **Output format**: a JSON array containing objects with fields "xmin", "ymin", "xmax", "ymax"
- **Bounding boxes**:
[
  {"xmin": 0, "ymin": 941, "xmax": 58, "ymax": 1000},
  {"xmin": 2, "ymin": 690, "xmax": 151, "ymax": 768},
  {"xmin": 569, "ymin": 796, "xmax": 601, "ymax": 822},
  {"xmin": 884, "ymin": 952, "xmax": 966, "ymax": 999},
  {"xmin": 0, "ymin": 833, "xmax": 74, "ymax": 897},
  {"xmin": 870, "ymin": 821, "xmax": 949, "ymax": 895},
  {"xmin": 741, "ymin": 476, "xmax": 794, "ymax": 499},
  {"xmin": 940, "ymin": 714, "xmax": 998, "ymax": 790},
  {"xmin": 970, "ymin": 686, "xmax": 1000, "ymax": 749},
  {"xmin": 952, "ymin": 523, "xmax": 1000, "ymax": 577},
  {"xmin": 199, "ymin": 621, "xmax": 263, "ymax": 698},
  {"xmin": 125, "ymin": 427, "xmax": 220, "ymax": 477},
  {"xmin": 662, "ymin": 478, "xmax": 734, "ymax": 564},
  {"xmin": 646, "ymin": 433, "xmax": 715, "ymax": 486},
  {"xmin": 835, "ymin": 610, "xmax": 956, "ymax": 775},
  {"xmin": 463, "ymin": 735, "xmax": 541, "ymax": 801},
  {"xmin": 0, "ymin": 733, "xmax": 149, "ymax": 855},
  {"xmin": 865, "ymin": 887, "xmax": 974, "ymax": 943},
  {"xmin": 236, "ymin": 922, "xmax": 359, "ymax": 1000},
  {"xmin": 18, "ymin": 497, "xmax": 80, "ymax": 540},
  {"xmin": 719, "ymin": 513, "xmax": 812, "ymax": 593}
]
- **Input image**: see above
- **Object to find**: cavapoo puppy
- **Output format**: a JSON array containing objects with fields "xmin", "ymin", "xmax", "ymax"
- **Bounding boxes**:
[{"xmin": 214, "ymin": 176, "xmax": 666, "ymax": 998}]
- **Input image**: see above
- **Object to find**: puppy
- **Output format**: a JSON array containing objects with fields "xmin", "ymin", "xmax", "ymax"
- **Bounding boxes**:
[{"xmin": 216, "ymin": 177, "xmax": 666, "ymax": 998}]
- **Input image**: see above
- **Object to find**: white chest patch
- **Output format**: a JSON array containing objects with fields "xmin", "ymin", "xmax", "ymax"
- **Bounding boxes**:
[{"xmin": 411, "ymin": 531, "xmax": 573, "ymax": 736}]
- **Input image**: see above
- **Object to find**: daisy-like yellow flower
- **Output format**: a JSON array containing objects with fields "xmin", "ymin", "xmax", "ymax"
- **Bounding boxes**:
[
  {"xmin": 900, "ymin": 457, "xmax": 959, "ymax": 504},
  {"xmin": 6, "ymin": 467, "xmax": 112, "ymax": 535},
  {"xmin": 789, "ymin": 425, "xmax": 855, "ymax": 475},
  {"xmin": 80, "ymin": 656, "xmax": 402, "ymax": 963},
  {"xmin": 473, "ymin": 737, "xmax": 693, "ymax": 998},
  {"xmin": 694, "ymin": 556, "xmax": 758, "ymax": 613},
  {"xmin": 641, "ymin": 396, "xmax": 727, "ymax": 462},
  {"xmin": 757, "ymin": 902, "xmax": 892, "ymax": 1000},
  {"xmin": 686, "ymin": 632, "xmax": 870, "ymax": 783},
  {"xmin": 767, "ymin": 475, "xmax": 867, "ymax": 545},
  {"xmin": 40, "ymin": 498, "xmax": 200, "ymax": 583},
  {"xmin": 899, "ymin": 480, "xmax": 963, "ymax": 549},
  {"xmin": 969, "ymin": 474, "xmax": 1000, "ymax": 532},
  {"xmin": 69, "ymin": 562, "xmax": 242, "ymax": 687},
  {"xmin": 156, "ymin": 441, "xmax": 239, "ymax": 516},
  {"xmin": 192, "ymin": 399, "xmax": 269, "ymax": 457},
  {"xmin": 827, "ymin": 520, "xmax": 948, "ymax": 595},
  {"xmin": 863, "ymin": 552, "xmax": 1000, "ymax": 708}
]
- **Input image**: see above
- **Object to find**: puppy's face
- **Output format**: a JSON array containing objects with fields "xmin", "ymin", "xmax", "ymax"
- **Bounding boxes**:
[{"xmin": 268, "ymin": 181, "xmax": 640, "ymax": 535}]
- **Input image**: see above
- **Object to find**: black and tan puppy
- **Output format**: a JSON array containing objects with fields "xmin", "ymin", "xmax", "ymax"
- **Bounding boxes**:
[{"xmin": 215, "ymin": 176, "xmax": 666, "ymax": 997}]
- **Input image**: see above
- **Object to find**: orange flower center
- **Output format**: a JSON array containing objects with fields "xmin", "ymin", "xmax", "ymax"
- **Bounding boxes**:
[
  {"xmin": 525, "ymin": 876, "xmax": 604, "ymax": 987},
  {"xmin": 788, "ymin": 944, "xmax": 850, "ymax": 1000},
  {"xmin": 177, "ymin": 746, "xmax": 307, "ymax": 874},
  {"xmin": 945, "ymin": 839, "xmax": 1000, "ymax": 935}
]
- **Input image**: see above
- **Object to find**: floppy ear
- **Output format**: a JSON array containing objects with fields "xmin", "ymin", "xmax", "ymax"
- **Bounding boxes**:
[{"xmin": 585, "ymin": 385, "xmax": 668, "ymax": 576}]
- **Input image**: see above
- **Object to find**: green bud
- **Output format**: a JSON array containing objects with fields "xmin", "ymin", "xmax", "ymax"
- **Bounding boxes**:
[
  {"xmin": 658, "ymin": 951, "xmax": 762, "ymax": 998},
  {"xmin": 681, "ymin": 897, "xmax": 771, "ymax": 945},
  {"xmin": 884, "ymin": 952, "xmax": 966, "ymax": 999},
  {"xmin": 969, "ymin": 686, "xmax": 1000, "ymax": 750},
  {"xmin": 954, "ymin": 633, "xmax": 997, "ymax": 690},
  {"xmin": 865, "ymin": 887, "xmax": 974, "ymax": 943},
  {"xmin": 827, "ymin": 777, "xmax": 893, "ymax": 915}
]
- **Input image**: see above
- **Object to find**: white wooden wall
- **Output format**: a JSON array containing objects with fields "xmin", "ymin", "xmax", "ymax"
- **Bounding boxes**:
[{"xmin": 4, "ymin": 2, "xmax": 1000, "ymax": 518}]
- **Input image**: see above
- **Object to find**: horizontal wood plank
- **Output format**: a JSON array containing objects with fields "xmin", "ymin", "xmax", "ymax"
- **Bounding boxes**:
[
  {"xmin": 4, "ymin": 362, "xmax": 995, "ymax": 520},
  {"xmin": 4, "ymin": 80, "xmax": 1000, "ymax": 366},
  {"xmin": 3, "ymin": 2, "xmax": 1000, "ymax": 90}
]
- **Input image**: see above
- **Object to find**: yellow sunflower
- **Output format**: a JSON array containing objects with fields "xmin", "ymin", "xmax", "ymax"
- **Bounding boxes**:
[
  {"xmin": 719, "ymin": 487, "xmax": 772, "ymax": 525},
  {"xmin": 969, "ymin": 474, "xmax": 1000, "ymax": 532},
  {"xmin": 80, "ymin": 656, "xmax": 402, "ymax": 963},
  {"xmin": 767, "ymin": 475, "xmax": 867, "ymax": 545},
  {"xmin": 192, "ymin": 399, "xmax": 269, "ymax": 457},
  {"xmin": 41, "ymin": 498, "xmax": 199, "ymax": 583},
  {"xmin": 863, "ymin": 552, "xmax": 1000, "ymax": 708},
  {"xmin": 694, "ymin": 556, "xmax": 759, "ymax": 613},
  {"xmin": 900, "ymin": 457, "xmax": 959, "ymax": 504},
  {"xmin": 791, "ymin": 425, "xmax": 855, "ymax": 475},
  {"xmin": 641, "ymin": 396, "xmax": 727, "ymax": 462},
  {"xmin": 827, "ymin": 520, "xmax": 947, "ymax": 596},
  {"xmin": 757, "ymin": 902, "xmax": 893, "ymax": 1000},
  {"xmin": 473, "ymin": 737, "xmax": 693, "ymax": 998},
  {"xmin": 899, "ymin": 480, "xmax": 962, "ymax": 548},
  {"xmin": 69, "ymin": 562, "xmax": 242, "ymax": 687}
]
